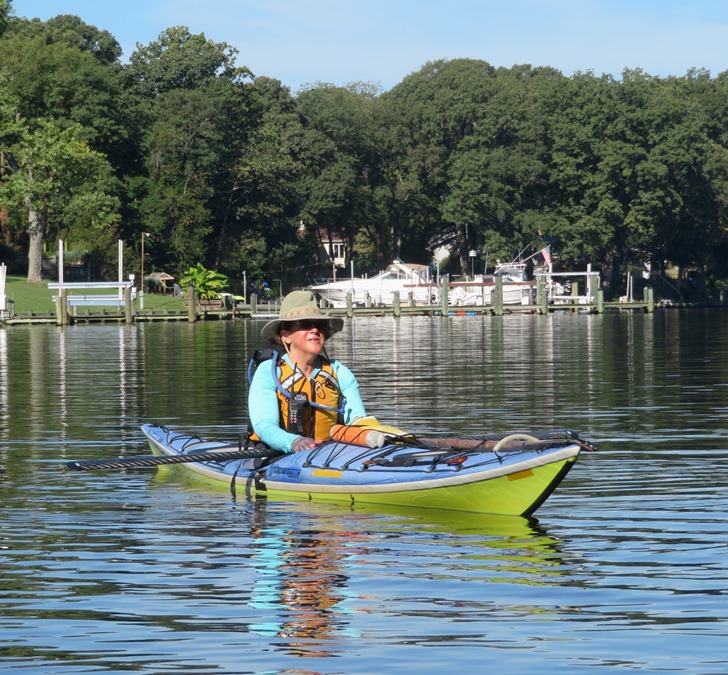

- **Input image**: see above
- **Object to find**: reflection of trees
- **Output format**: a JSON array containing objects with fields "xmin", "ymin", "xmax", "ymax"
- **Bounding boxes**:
[{"xmin": 339, "ymin": 314, "xmax": 567, "ymax": 434}]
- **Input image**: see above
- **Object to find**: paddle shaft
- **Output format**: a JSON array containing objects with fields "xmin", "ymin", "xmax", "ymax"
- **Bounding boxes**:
[
  {"xmin": 410, "ymin": 433, "xmax": 577, "ymax": 450},
  {"xmin": 67, "ymin": 447, "xmax": 281, "ymax": 471},
  {"xmin": 415, "ymin": 436, "xmax": 596, "ymax": 454},
  {"xmin": 415, "ymin": 437, "xmax": 563, "ymax": 451}
]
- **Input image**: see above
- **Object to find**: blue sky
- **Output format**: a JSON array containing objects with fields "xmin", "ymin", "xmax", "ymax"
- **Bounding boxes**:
[{"xmin": 13, "ymin": 1, "xmax": 728, "ymax": 92}]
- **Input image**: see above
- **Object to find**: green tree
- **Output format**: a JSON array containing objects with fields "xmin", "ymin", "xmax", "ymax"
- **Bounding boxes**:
[
  {"xmin": 548, "ymin": 69, "xmax": 719, "ymax": 293},
  {"xmin": 231, "ymin": 77, "xmax": 306, "ymax": 288},
  {"xmin": 10, "ymin": 13, "xmax": 121, "ymax": 64},
  {"xmin": 621, "ymin": 73, "xmax": 716, "ymax": 283},
  {"xmin": 0, "ymin": 0, "xmax": 13, "ymax": 36},
  {"xmin": 124, "ymin": 25, "xmax": 249, "ymax": 98},
  {"xmin": 0, "ymin": 116, "xmax": 119, "ymax": 282},
  {"xmin": 1, "ymin": 17, "xmax": 128, "ymax": 161},
  {"xmin": 296, "ymin": 83, "xmax": 381, "ymax": 273},
  {"xmin": 125, "ymin": 27, "xmax": 257, "ymax": 281},
  {"xmin": 379, "ymin": 59, "xmax": 498, "ymax": 271},
  {"xmin": 0, "ymin": 14, "xmax": 130, "ymax": 276},
  {"xmin": 543, "ymin": 71, "xmax": 620, "ymax": 272},
  {"xmin": 442, "ymin": 65, "xmax": 564, "ymax": 270},
  {"xmin": 672, "ymin": 69, "xmax": 728, "ymax": 288}
]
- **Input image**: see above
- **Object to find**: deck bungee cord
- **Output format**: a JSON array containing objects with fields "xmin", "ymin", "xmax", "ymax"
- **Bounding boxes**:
[{"xmin": 286, "ymin": 428, "xmax": 595, "ymax": 475}]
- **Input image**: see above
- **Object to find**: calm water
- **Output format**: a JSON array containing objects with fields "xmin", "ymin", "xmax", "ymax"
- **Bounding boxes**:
[{"xmin": 1, "ymin": 310, "xmax": 727, "ymax": 674}]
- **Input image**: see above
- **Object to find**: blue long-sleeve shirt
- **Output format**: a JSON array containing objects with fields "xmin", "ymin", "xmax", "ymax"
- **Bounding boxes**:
[{"xmin": 248, "ymin": 353, "xmax": 366, "ymax": 453}]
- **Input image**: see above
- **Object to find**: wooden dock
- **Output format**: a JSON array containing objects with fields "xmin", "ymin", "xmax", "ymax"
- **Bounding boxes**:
[
  {"xmin": 0, "ymin": 286, "xmax": 685, "ymax": 327},
  {"xmin": 4, "ymin": 275, "xmax": 723, "ymax": 327}
]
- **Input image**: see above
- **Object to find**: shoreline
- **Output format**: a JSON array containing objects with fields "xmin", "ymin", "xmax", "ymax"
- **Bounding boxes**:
[{"xmin": 3, "ymin": 296, "xmax": 723, "ymax": 327}]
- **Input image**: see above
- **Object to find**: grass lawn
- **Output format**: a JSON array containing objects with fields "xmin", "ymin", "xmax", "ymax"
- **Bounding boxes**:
[{"xmin": 2, "ymin": 275, "xmax": 187, "ymax": 315}]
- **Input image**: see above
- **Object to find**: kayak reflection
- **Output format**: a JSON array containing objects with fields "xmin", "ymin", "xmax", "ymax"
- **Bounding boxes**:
[{"xmin": 242, "ymin": 500, "xmax": 568, "ymax": 658}]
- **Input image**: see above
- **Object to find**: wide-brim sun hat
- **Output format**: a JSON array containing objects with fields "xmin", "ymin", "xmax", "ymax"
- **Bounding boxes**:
[{"xmin": 261, "ymin": 290, "xmax": 344, "ymax": 343}]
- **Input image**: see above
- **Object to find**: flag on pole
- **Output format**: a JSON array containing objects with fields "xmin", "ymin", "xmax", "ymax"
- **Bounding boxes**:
[{"xmin": 541, "ymin": 245, "xmax": 551, "ymax": 265}]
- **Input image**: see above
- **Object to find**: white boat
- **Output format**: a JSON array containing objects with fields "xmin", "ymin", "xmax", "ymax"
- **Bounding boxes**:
[
  {"xmin": 309, "ymin": 260, "xmax": 437, "ymax": 308},
  {"xmin": 309, "ymin": 258, "xmax": 569, "ymax": 309},
  {"xmin": 448, "ymin": 263, "xmax": 536, "ymax": 306}
]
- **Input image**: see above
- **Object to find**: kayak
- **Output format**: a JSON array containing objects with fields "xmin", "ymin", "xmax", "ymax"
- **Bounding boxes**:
[{"xmin": 140, "ymin": 423, "xmax": 594, "ymax": 516}]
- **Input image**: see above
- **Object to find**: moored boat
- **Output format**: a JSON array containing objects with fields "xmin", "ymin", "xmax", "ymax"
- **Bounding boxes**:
[
  {"xmin": 140, "ymin": 423, "xmax": 594, "ymax": 516},
  {"xmin": 307, "ymin": 258, "xmax": 575, "ymax": 309},
  {"xmin": 308, "ymin": 260, "xmax": 436, "ymax": 308}
]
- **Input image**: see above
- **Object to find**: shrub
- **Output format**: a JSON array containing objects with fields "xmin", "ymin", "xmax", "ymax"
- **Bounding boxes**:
[{"xmin": 179, "ymin": 263, "xmax": 229, "ymax": 300}]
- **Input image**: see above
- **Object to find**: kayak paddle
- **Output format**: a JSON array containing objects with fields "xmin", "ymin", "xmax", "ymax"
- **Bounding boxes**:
[{"xmin": 67, "ymin": 446, "xmax": 282, "ymax": 471}]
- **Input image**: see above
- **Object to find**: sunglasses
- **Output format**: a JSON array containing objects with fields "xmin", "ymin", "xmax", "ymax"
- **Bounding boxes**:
[{"xmin": 295, "ymin": 319, "xmax": 329, "ymax": 332}]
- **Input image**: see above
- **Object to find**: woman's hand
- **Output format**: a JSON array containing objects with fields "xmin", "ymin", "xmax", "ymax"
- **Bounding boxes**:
[{"xmin": 291, "ymin": 436, "xmax": 320, "ymax": 452}]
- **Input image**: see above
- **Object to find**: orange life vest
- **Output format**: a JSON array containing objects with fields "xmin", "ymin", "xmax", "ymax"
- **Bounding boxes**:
[
  {"xmin": 276, "ymin": 358, "xmax": 342, "ymax": 440},
  {"xmin": 249, "ymin": 352, "xmax": 343, "ymax": 441}
]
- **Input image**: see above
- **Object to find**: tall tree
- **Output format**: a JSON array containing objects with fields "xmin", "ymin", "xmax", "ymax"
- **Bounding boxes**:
[
  {"xmin": 0, "ymin": 117, "xmax": 119, "ymax": 281},
  {"xmin": 124, "ymin": 25, "xmax": 249, "ymax": 99},
  {"xmin": 1, "ymin": 17, "xmax": 128, "ymax": 160},
  {"xmin": 0, "ymin": 15, "xmax": 129, "ymax": 277},
  {"xmin": 546, "ymin": 71, "xmax": 622, "ymax": 274},
  {"xmin": 11, "ymin": 13, "xmax": 121, "ymax": 64},
  {"xmin": 684, "ymin": 69, "xmax": 728, "ymax": 283},
  {"xmin": 125, "ymin": 27, "xmax": 257, "ymax": 279},
  {"xmin": 295, "ymin": 83, "xmax": 381, "ymax": 273},
  {"xmin": 0, "ymin": 0, "xmax": 13, "ymax": 36},
  {"xmin": 442, "ymin": 65, "xmax": 564, "ymax": 270},
  {"xmin": 379, "ymin": 58, "xmax": 498, "ymax": 271},
  {"xmin": 231, "ymin": 77, "xmax": 306, "ymax": 289},
  {"xmin": 549, "ymin": 69, "xmax": 718, "ymax": 292}
]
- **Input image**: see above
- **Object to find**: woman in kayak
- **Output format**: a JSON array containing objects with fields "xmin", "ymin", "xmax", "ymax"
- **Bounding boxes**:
[{"xmin": 248, "ymin": 290, "xmax": 368, "ymax": 453}]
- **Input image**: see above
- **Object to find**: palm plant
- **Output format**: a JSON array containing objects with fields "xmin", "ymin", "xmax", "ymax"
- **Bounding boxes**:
[{"xmin": 180, "ymin": 263, "xmax": 229, "ymax": 300}]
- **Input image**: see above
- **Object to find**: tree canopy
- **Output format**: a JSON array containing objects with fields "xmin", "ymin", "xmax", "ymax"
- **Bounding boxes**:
[{"xmin": 0, "ymin": 1, "xmax": 12, "ymax": 36}]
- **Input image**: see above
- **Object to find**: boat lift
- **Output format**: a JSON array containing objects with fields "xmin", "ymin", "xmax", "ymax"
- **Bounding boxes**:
[{"xmin": 537, "ymin": 264, "xmax": 601, "ymax": 305}]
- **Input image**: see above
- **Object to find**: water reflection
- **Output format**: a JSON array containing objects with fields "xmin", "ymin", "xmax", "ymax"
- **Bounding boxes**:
[
  {"xmin": 236, "ymin": 496, "xmax": 572, "ymax": 659},
  {"xmin": 3, "ymin": 312, "xmax": 728, "ymax": 672},
  {"xmin": 0, "ymin": 328, "xmax": 7, "ymax": 443},
  {"xmin": 248, "ymin": 505, "xmax": 354, "ymax": 658}
]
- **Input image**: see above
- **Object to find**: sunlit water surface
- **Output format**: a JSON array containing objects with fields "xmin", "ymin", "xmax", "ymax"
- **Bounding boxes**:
[{"xmin": 1, "ymin": 310, "xmax": 727, "ymax": 673}]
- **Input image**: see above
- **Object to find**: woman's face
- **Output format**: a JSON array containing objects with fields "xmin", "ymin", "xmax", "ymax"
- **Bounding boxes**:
[{"xmin": 279, "ymin": 319, "xmax": 329, "ymax": 359}]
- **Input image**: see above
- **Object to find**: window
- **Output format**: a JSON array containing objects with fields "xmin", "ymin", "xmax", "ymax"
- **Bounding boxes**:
[{"xmin": 331, "ymin": 242, "xmax": 345, "ymax": 262}]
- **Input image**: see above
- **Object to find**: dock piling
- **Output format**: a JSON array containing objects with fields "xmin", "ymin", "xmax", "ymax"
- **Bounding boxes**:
[
  {"xmin": 124, "ymin": 286, "xmax": 133, "ymax": 324},
  {"xmin": 494, "ymin": 277, "xmax": 504, "ymax": 316},
  {"xmin": 187, "ymin": 285, "xmax": 196, "ymax": 322}
]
